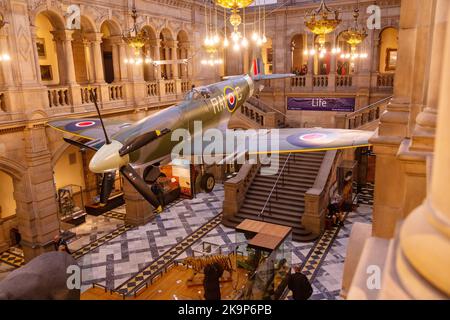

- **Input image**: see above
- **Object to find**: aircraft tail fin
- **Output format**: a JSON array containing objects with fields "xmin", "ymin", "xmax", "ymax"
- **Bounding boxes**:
[{"xmin": 250, "ymin": 57, "xmax": 295, "ymax": 81}]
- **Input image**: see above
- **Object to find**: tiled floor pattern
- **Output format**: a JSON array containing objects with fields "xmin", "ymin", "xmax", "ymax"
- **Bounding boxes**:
[
  {"xmin": 114, "ymin": 214, "xmax": 223, "ymax": 296},
  {"xmin": 0, "ymin": 182, "xmax": 372, "ymax": 301},
  {"xmin": 78, "ymin": 185, "xmax": 225, "ymax": 292},
  {"xmin": 0, "ymin": 248, "xmax": 25, "ymax": 268},
  {"xmin": 68, "ymin": 214, "xmax": 125, "ymax": 253}
]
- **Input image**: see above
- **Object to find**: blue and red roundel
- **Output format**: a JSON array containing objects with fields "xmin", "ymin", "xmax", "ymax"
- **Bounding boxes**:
[
  {"xmin": 224, "ymin": 86, "xmax": 238, "ymax": 112},
  {"xmin": 65, "ymin": 120, "xmax": 100, "ymax": 131},
  {"xmin": 287, "ymin": 132, "xmax": 337, "ymax": 148}
]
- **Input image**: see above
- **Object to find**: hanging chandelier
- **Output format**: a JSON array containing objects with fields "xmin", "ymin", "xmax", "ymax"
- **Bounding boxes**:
[
  {"xmin": 304, "ymin": 0, "xmax": 341, "ymax": 50},
  {"xmin": 202, "ymin": 1, "xmax": 223, "ymax": 65},
  {"xmin": 0, "ymin": 12, "xmax": 11, "ymax": 62},
  {"xmin": 339, "ymin": 7, "xmax": 368, "ymax": 60},
  {"xmin": 122, "ymin": 6, "xmax": 152, "ymax": 65},
  {"xmin": 215, "ymin": 0, "xmax": 257, "ymax": 51}
]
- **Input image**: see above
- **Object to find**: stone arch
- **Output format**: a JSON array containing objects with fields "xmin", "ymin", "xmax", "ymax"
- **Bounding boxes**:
[
  {"xmin": 98, "ymin": 18, "xmax": 122, "ymax": 36},
  {"xmin": 159, "ymin": 28, "xmax": 175, "ymax": 79},
  {"xmin": 377, "ymin": 27, "xmax": 399, "ymax": 73},
  {"xmin": 34, "ymin": 10, "xmax": 67, "ymax": 86},
  {"xmin": 160, "ymin": 27, "xmax": 174, "ymax": 41},
  {"xmin": 32, "ymin": 8, "xmax": 66, "ymax": 30},
  {"xmin": 291, "ymin": 34, "xmax": 305, "ymax": 73}
]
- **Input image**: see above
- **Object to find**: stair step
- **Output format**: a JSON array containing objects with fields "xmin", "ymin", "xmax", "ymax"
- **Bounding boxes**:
[
  {"xmin": 243, "ymin": 193, "xmax": 305, "ymax": 206},
  {"xmin": 250, "ymin": 181, "xmax": 314, "ymax": 191}
]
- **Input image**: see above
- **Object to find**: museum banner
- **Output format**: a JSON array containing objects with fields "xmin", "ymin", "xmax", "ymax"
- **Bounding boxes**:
[{"xmin": 287, "ymin": 97, "xmax": 355, "ymax": 112}]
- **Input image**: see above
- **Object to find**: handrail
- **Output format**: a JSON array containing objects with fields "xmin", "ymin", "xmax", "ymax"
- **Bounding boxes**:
[
  {"xmin": 247, "ymin": 97, "xmax": 287, "ymax": 119},
  {"xmin": 258, "ymin": 153, "xmax": 292, "ymax": 220},
  {"xmin": 345, "ymin": 96, "xmax": 392, "ymax": 118}
]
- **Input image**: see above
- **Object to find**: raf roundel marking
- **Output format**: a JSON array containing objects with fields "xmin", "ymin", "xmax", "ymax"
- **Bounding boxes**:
[
  {"xmin": 300, "ymin": 133, "xmax": 327, "ymax": 141},
  {"xmin": 287, "ymin": 132, "xmax": 336, "ymax": 148},
  {"xmin": 75, "ymin": 121, "xmax": 96, "ymax": 128},
  {"xmin": 65, "ymin": 120, "xmax": 100, "ymax": 131},
  {"xmin": 224, "ymin": 86, "xmax": 238, "ymax": 112}
]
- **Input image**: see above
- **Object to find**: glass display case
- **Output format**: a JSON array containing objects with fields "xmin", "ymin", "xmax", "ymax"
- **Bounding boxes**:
[
  {"xmin": 57, "ymin": 184, "xmax": 87, "ymax": 226},
  {"xmin": 234, "ymin": 219, "xmax": 292, "ymax": 300}
]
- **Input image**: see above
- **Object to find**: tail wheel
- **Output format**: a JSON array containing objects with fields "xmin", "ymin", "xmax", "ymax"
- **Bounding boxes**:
[{"xmin": 201, "ymin": 173, "xmax": 215, "ymax": 193}]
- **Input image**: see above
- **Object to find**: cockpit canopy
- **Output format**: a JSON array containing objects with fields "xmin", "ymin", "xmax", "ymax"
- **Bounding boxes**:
[{"xmin": 184, "ymin": 87, "xmax": 212, "ymax": 101}]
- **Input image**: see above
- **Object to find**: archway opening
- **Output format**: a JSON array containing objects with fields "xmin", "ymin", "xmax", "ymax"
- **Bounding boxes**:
[
  {"xmin": 72, "ymin": 16, "xmax": 96, "ymax": 84},
  {"xmin": 100, "ymin": 20, "xmax": 121, "ymax": 84},
  {"xmin": 160, "ymin": 28, "xmax": 174, "ymax": 79},
  {"xmin": 177, "ymin": 30, "xmax": 189, "ymax": 79},
  {"xmin": 35, "ymin": 11, "xmax": 65, "ymax": 85},
  {"xmin": 0, "ymin": 170, "xmax": 16, "ymax": 219},
  {"xmin": 291, "ymin": 34, "xmax": 305, "ymax": 74},
  {"xmin": 379, "ymin": 27, "xmax": 398, "ymax": 73},
  {"xmin": 142, "ymin": 26, "xmax": 158, "ymax": 82},
  {"xmin": 336, "ymin": 32, "xmax": 353, "ymax": 75}
]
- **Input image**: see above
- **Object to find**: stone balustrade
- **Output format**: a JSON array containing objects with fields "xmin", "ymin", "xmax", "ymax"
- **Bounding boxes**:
[
  {"xmin": 222, "ymin": 163, "xmax": 261, "ymax": 223},
  {"xmin": 302, "ymin": 150, "xmax": 341, "ymax": 236},
  {"xmin": 108, "ymin": 84, "xmax": 124, "ymax": 101},
  {"xmin": 335, "ymin": 96, "xmax": 391, "ymax": 129},
  {"xmin": 336, "ymin": 75, "xmax": 353, "ymax": 87},
  {"xmin": 243, "ymin": 97, "xmax": 285, "ymax": 128},
  {"xmin": 80, "ymin": 86, "xmax": 98, "ymax": 105},
  {"xmin": 0, "ymin": 92, "xmax": 5, "ymax": 112},
  {"xmin": 377, "ymin": 73, "xmax": 395, "ymax": 88},
  {"xmin": 47, "ymin": 86, "xmax": 71, "ymax": 108},
  {"xmin": 164, "ymin": 80, "xmax": 175, "ymax": 95},
  {"xmin": 313, "ymin": 75, "xmax": 329, "ymax": 87},
  {"xmin": 291, "ymin": 76, "xmax": 306, "ymax": 87},
  {"xmin": 146, "ymin": 81, "xmax": 158, "ymax": 97},
  {"xmin": 181, "ymin": 80, "xmax": 191, "ymax": 93}
]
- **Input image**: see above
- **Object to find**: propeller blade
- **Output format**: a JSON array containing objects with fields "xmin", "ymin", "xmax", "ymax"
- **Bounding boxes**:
[
  {"xmin": 119, "ymin": 128, "xmax": 170, "ymax": 157},
  {"xmin": 89, "ymin": 89, "xmax": 111, "ymax": 145},
  {"xmin": 99, "ymin": 171, "xmax": 116, "ymax": 205},
  {"xmin": 63, "ymin": 138, "xmax": 98, "ymax": 151},
  {"xmin": 120, "ymin": 164, "xmax": 161, "ymax": 209}
]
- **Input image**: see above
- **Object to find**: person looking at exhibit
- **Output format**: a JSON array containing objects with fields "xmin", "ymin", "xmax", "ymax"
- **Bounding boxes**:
[{"xmin": 287, "ymin": 265, "xmax": 313, "ymax": 300}]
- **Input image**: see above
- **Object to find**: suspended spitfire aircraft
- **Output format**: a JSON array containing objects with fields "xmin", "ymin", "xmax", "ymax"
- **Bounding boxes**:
[{"xmin": 48, "ymin": 59, "xmax": 372, "ymax": 213}]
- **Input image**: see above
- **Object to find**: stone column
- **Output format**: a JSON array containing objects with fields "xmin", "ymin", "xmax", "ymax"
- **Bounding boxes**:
[
  {"xmin": 370, "ymin": 0, "xmax": 431, "ymax": 238},
  {"xmin": 152, "ymin": 39, "xmax": 162, "ymax": 80},
  {"xmin": 28, "ymin": 26, "xmax": 42, "ymax": 86},
  {"xmin": 18, "ymin": 126, "xmax": 60, "ymax": 262},
  {"xmin": 88, "ymin": 33, "xmax": 105, "ymax": 84},
  {"xmin": 83, "ymin": 39, "xmax": 95, "ymax": 83},
  {"xmin": 410, "ymin": 0, "xmax": 449, "ymax": 152},
  {"xmin": 118, "ymin": 42, "xmax": 129, "ymax": 81},
  {"xmin": 171, "ymin": 40, "xmax": 179, "ymax": 79},
  {"xmin": 111, "ymin": 44, "xmax": 121, "ymax": 83},
  {"xmin": 51, "ymin": 30, "xmax": 77, "ymax": 85},
  {"xmin": 384, "ymin": 4, "xmax": 450, "ymax": 297}
]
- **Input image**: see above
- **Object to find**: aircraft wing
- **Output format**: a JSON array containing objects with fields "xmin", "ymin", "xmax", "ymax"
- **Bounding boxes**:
[
  {"xmin": 47, "ymin": 118, "xmax": 132, "ymax": 141},
  {"xmin": 172, "ymin": 128, "xmax": 373, "ymax": 160}
]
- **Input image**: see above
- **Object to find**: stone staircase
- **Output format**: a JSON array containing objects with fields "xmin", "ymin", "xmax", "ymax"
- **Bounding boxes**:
[{"xmin": 227, "ymin": 151, "xmax": 326, "ymax": 242}]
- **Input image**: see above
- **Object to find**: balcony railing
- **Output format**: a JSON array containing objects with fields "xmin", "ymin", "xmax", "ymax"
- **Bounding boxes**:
[
  {"xmin": 181, "ymin": 80, "xmax": 191, "ymax": 93},
  {"xmin": 377, "ymin": 73, "xmax": 395, "ymax": 88},
  {"xmin": 47, "ymin": 87, "xmax": 71, "ymax": 108},
  {"xmin": 146, "ymin": 81, "xmax": 158, "ymax": 97},
  {"xmin": 313, "ymin": 75, "xmax": 329, "ymax": 87},
  {"xmin": 80, "ymin": 86, "xmax": 98, "ymax": 105},
  {"xmin": 291, "ymin": 76, "xmax": 306, "ymax": 87},
  {"xmin": 336, "ymin": 75, "xmax": 353, "ymax": 87},
  {"xmin": 0, "ymin": 92, "xmax": 5, "ymax": 112},
  {"xmin": 164, "ymin": 80, "xmax": 175, "ymax": 95},
  {"xmin": 108, "ymin": 84, "xmax": 124, "ymax": 101}
]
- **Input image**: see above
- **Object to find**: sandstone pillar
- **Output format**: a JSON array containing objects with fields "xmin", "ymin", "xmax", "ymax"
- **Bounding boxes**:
[{"xmin": 18, "ymin": 126, "xmax": 60, "ymax": 262}]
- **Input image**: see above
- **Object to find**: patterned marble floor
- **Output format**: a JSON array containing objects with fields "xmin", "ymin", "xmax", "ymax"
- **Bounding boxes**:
[
  {"xmin": 68, "ymin": 214, "xmax": 125, "ymax": 252},
  {"xmin": 78, "ymin": 185, "xmax": 224, "ymax": 292}
]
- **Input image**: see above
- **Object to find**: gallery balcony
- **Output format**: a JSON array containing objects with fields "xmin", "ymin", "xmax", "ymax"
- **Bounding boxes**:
[
  {"xmin": 288, "ymin": 72, "xmax": 394, "ymax": 93},
  {"xmin": 0, "ymin": 79, "xmax": 192, "ymax": 122}
]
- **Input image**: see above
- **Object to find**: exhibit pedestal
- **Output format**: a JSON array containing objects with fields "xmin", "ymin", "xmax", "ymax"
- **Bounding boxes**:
[{"xmin": 123, "ymin": 179, "xmax": 155, "ymax": 226}]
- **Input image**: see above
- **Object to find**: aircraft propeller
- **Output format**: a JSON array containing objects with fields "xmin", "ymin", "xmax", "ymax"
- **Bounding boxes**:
[{"xmin": 62, "ymin": 89, "xmax": 169, "ymax": 212}]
